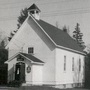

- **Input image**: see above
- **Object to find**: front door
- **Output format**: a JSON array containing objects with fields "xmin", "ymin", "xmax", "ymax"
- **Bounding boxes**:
[{"xmin": 15, "ymin": 62, "xmax": 25, "ymax": 82}]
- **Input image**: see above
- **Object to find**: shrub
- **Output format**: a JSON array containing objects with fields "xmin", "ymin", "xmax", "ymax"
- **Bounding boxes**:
[{"xmin": 8, "ymin": 80, "xmax": 22, "ymax": 87}]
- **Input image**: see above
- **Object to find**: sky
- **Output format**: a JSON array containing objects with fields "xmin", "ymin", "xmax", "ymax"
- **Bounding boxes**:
[{"xmin": 0, "ymin": 0, "xmax": 90, "ymax": 45}]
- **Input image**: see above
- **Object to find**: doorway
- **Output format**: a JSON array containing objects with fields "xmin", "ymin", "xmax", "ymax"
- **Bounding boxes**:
[{"xmin": 15, "ymin": 62, "xmax": 25, "ymax": 82}]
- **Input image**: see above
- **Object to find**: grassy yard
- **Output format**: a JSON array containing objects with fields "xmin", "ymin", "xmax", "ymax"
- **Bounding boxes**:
[
  {"xmin": 9, "ymin": 86, "xmax": 60, "ymax": 90},
  {"xmin": 8, "ymin": 86, "xmax": 89, "ymax": 90}
]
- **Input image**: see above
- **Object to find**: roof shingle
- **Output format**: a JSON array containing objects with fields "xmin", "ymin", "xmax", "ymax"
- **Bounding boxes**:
[
  {"xmin": 36, "ymin": 19, "xmax": 83, "ymax": 53},
  {"xmin": 21, "ymin": 53, "xmax": 44, "ymax": 63}
]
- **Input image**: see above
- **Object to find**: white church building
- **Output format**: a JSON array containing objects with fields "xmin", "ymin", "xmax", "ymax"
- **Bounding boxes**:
[{"xmin": 5, "ymin": 4, "xmax": 85, "ymax": 88}]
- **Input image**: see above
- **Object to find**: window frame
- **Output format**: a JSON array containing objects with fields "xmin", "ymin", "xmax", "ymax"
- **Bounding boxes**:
[
  {"xmin": 72, "ymin": 57, "xmax": 74, "ymax": 71},
  {"xmin": 64, "ymin": 56, "xmax": 66, "ymax": 71},
  {"xmin": 79, "ymin": 58, "xmax": 81, "ymax": 71},
  {"xmin": 28, "ymin": 47, "xmax": 34, "ymax": 54}
]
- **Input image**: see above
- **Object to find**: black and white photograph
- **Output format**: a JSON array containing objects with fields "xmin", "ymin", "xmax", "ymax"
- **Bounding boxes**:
[{"xmin": 0, "ymin": 0, "xmax": 90, "ymax": 90}]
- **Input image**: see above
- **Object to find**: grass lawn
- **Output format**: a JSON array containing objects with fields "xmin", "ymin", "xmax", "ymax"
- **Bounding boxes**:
[
  {"xmin": 9, "ymin": 86, "xmax": 60, "ymax": 90},
  {"xmin": 8, "ymin": 86, "xmax": 89, "ymax": 90}
]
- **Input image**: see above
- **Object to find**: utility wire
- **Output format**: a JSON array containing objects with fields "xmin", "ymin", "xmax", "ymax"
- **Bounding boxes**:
[
  {"xmin": 0, "ymin": 0, "xmax": 89, "ymax": 9},
  {"xmin": 0, "ymin": 0, "xmax": 90, "ymax": 21},
  {"xmin": 0, "ymin": 8, "xmax": 90, "ymax": 21},
  {"xmin": 42, "ymin": 8, "xmax": 90, "ymax": 17},
  {"xmin": 0, "ymin": 0, "xmax": 80, "ymax": 6}
]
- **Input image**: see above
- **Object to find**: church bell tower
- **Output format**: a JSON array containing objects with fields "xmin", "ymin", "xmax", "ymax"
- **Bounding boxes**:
[{"xmin": 27, "ymin": 4, "xmax": 41, "ymax": 20}]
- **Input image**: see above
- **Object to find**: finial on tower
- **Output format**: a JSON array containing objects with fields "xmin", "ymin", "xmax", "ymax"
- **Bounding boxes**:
[{"xmin": 27, "ymin": 4, "xmax": 41, "ymax": 20}]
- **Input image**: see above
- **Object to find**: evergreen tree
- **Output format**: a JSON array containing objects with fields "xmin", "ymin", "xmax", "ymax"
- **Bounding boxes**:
[
  {"xmin": 17, "ymin": 8, "xmax": 28, "ymax": 29},
  {"xmin": 0, "ymin": 40, "xmax": 8, "ymax": 65},
  {"xmin": 8, "ymin": 8, "xmax": 28, "ymax": 41},
  {"xmin": 73, "ymin": 23, "xmax": 85, "ymax": 48},
  {"xmin": 8, "ymin": 31, "xmax": 15, "ymax": 41}
]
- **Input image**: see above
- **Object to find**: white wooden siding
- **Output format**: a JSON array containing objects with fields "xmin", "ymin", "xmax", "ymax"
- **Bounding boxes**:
[{"xmin": 55, "ymin": 48, "xmax": 84, "ymax": 85}]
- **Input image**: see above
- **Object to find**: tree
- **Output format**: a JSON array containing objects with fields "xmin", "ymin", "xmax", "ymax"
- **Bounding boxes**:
[
  {"xmin": 8, "ymin": 8, "xmax": 28, "ymax": 41},
  {"xmin": 8, "ymin": 30, "xmax": 17, "ymax": 41},
  {"xmin": 0, "ymin": 48, "xmax": 8, "ymax": 65},
  {"xmin": 17, "ymin": 8, "xmax": 28, "ymax": 29},
  {"xmin": 0, "ymin": 39, "xmax": 8, "ymax": 65},
  {"xmin": 0, "ymin": 40, "xmax": 5, "ymax": 48},
  {"xmin": 85, "ymin": 53, "xmax": 90, "ymax": 88},
  {"xmin": 73, "ymin": 23, "xmax": 85, "ymax": 48},
  {"xmin": 62, "ymin": 25, "xmax": 70, "ymax": 34}
]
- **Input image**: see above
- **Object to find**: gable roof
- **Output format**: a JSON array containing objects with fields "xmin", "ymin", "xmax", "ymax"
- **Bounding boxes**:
[
  {"xmin": 36, "ymin": 19, "xmax": 84, "ymax": 54},
  {"xmin": 5, "ymin": 52, "xmax": 44, "ymax": 64},
  {"xmin": 6, "ymin": 13, "xmax": 84, "ymax": 55},
  {"xmin": 27, "ymin": 3, "xmax": 41, "ymax": 12},
  {"xmin": 21, "ymin": 53, "xmax": 44, "ymax": 63}
]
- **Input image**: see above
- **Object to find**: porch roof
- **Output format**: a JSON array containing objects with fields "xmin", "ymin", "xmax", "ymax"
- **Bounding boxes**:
[
  {"xmin": 5, "ymin": 52, "xmax": 44, "ymax": 64},
  {"xmin": 20, "ymin": 53, "xmax": 44, "ymax": 63}
]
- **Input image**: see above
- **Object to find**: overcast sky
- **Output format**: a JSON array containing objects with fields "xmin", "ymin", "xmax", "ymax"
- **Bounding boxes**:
[{"xmin": 0, "ymin": 0, "xmax": 90, "ymax": 45}]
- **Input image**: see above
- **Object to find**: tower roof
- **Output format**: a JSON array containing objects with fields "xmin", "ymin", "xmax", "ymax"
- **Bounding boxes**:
[{"xmin": 27, "ymin": 4, "xmax": 41, "ymax": 12}]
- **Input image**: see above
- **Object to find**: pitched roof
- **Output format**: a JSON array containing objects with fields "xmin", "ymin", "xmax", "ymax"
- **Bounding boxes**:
[
  {"xmin": 20, "ymin": 53, "xmax": 44, "ymax": 63},
  {"xmin": 5, "ymin": 52, "xmax": 44, "ymax": 64},
  {"xmin": 36, "ymin": 19, "xmax": 84, "ymax": 53},
  {"xmin": 27, "ymin": 4, "xmax": 41, "ymax": 12}
]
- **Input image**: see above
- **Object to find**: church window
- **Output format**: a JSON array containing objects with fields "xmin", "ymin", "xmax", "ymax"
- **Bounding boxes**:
[
  {"xmin": 64, "ymin": 56, "xmax": 66, "ymax": 71},
  {"xmin": 72, "ymin": 57, "xmax": 74, "ymax": 71},
  {"xmin": 28, "ymin": 47, "xmax": 34, "ymax": 54}
]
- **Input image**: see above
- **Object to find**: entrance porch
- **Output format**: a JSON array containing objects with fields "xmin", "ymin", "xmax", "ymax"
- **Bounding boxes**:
[{"xmin": 5, "ymin": 52, "xmax": 44, "ymax": 86}]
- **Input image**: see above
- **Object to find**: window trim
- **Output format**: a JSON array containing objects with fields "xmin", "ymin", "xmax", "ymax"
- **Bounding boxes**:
[
  {"xmin": 72, "ymin": 57, "xmax": 74, "ymax": 71},
  {"xmin": 28, "ymin": 47, "xmax": 34, "ymax": 54},
  {"xmin": 79, "ymin": 58, "xmax": 81, "ymax": 71},
  {"xmin": 64, "ymin": 56, "xmax": 66, "ymax": 71}
]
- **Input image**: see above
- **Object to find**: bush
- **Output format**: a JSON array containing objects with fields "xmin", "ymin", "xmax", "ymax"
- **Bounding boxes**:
[{"xmin": 8, "ymin": 80, "xmax": 22, "ymax": 87}]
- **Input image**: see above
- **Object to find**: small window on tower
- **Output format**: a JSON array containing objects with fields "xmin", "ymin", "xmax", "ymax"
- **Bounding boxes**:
[
  {"xmin": 30, "ymin": 11, "xmax": 34, "ymax": 14},
  {"xmin": 28, "ymin": 47, "xmax": 34, "ymax": 54},
  {"xmin": 36, "ymin": 11, "xmax": 39, "ymax": 13}
]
